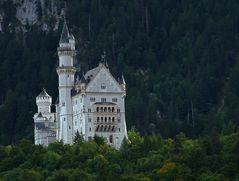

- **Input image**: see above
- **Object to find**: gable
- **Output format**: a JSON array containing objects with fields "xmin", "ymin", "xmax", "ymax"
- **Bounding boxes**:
[{"xmin": 86, "ymin": 67, "xmax": 123, "ymax": 93}]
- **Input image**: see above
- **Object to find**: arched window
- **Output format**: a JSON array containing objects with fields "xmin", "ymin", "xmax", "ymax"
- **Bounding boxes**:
[
  {"xmin": 111, "ymin": 126, "xmax": 115, "ymax": 132},
  {"xmin": 100, "ymin": 107, "xmax": 103, "ymax": 112},
  {"xmin": 109, "ymin": 117, "xmax": 111, "ymax": 122},
  {"xmin": 97, "ymin": 117, "xmax": 99, "ymax": 122},
  {"xmin": 108, "ymin": 125, "xmax": 111, "ymax": 131},
  {"xmin": 108, "ymin": 107, "xmax": 111, "ymax": 112},
  {"xmin": 109, "ymin": 135, "xmax": 113, "ymax": 143},
  {"xmin": 104, "ymin": 125, "xmax": 107, "ymax": 131},
  {"xmin": 105, "ymin": 117, "xmax": 107, "ymax": 122},
  {"xmin": 96, "ymin": 125, "xmax": 99, "ymax": 131},
  {"xmin": 104, "ymin": 107, "xmax": 107, "ymax": 112},
  {"xmin": 112, "ymin": 107, "xmax": 115, "ymax": 112},
  {"xmin": 101, "ymin": 125, "xmax": 104, "ymax": 131},
  {"xmin": 101, "ymin": 117, "xmax": 103, "ymax": 122},
  {"xmin": 96, "ymin": 107, "xmax": 99, "ymax": 112},
  {"xmin": 112, "ymin": 117, "xmax": 115, "ymax": 122}
]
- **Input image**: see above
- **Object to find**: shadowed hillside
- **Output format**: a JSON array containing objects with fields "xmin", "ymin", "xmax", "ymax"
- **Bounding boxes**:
[{"xmin": 1, "ymin": 0, "xmax": 239, "ymax": 144}]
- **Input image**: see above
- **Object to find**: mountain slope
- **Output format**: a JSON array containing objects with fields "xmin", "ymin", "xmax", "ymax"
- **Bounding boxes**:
[{"xmin": 1, "ymin": 0, "xmax": 239, "ymax": 144}]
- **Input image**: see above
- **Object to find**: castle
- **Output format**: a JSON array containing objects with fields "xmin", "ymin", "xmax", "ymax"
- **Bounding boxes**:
[{"xmin": 33, "ymin": 21, "xmax": 128, "ymax": 149}]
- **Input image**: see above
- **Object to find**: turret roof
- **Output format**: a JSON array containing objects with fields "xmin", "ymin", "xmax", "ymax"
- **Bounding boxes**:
[
  {"xmin": 69, "ymin": 33, "xmax": 75, "ymax": 41},
  {"xmin": 121, "ymin": 74, "xmax": 126, "ymax": 84},
  {"xmin": 37, "ymin": 89, "xmax": 51, "ymax": 97},
  {"xmin": 37, "ymin": 112, "xmax": 43, "ymax": 118},
  {"xmin": 60, "ymin": 20, "xmax": 70, "ymax": 44},
  {"xmin": 55, "ymin": 97, "xmax": 59, "ymax": 104},
  {"xmin": 80, "ymin": 75, "xmax": 87, "ymax": 83}
]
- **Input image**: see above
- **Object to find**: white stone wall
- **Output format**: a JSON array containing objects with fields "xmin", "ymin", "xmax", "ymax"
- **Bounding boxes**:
[{"xmin": 72, "ymin": 66, "xmax": 128, "ymax": 149}]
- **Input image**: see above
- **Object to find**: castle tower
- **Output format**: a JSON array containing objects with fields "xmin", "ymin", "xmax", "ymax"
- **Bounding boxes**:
[
  {"xmin": 34, "ymin": 89, "xmax": 56, "ymax": 146},
  {"xmin": 36, "ymin": 89, "xmax": 52, "ymax": 113},
  {"xmin": 57, "ymin": 20, "xmax": 76, "ymax": 144}
]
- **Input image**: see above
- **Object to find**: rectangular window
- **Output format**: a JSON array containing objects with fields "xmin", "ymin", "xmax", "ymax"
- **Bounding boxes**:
[
  {"xmin": 109, "ymin": 135, "xmax": 113, "ymax": 143},
  {"xmin": 89, "ymin": 127, "xmax": 91, "ymax": 132},
  {"xmin": 62, "ymin": 102, "xmax": 65, "ymax": 106},
  {"xmin": 90, "ymin": 97, "xmax": 95, "ymax": 102},
  {"xmin": 88, "ymin": 108, "xmax": 91, "ymax": 112},
  {"xmin": 118, "ymin": 118, "xmax": 120, "ymax": 122},
  {"xmin": 117, "ymin": 109, "xmax": 120, "ymax": 113},
  {"xmin": 88, "ymin": 136, "xmax": 92, "ymax": 141},
  {"xmin": 88, "ymin": 118, "xmax": 91, "ymax": 122},
  {"xmin": 101, "ymin": 98, "xmax": 106, "ymax": 102},
  {"xmin": 112, "ymin": 98, "xmax": 117, "ymax": 102}
]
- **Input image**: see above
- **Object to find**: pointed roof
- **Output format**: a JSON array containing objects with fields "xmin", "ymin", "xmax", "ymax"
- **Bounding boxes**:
[
  {"xmin": 60, "ymin": 19, "xmax": 70, "ymax": 44},
  {"xmin": 37, "ymin": 112, "xmax": 43, "ymax": 118},
  {"xmin": 84, "ymin": 66, "xmax": 101, "ymax": 81},
  {"xmin": 37, "ymin": 88, "xmax": 51, "ymax": 97},
  {"xmin": 69, "ymin": 33, "xmax": 75, "ymax": 41},
  {"xmin": 121, "ymin": 74, "xmax": 126, "ymax": 84},
  {"xmin": 55, "ymin": 97, "xmax": 59, "ymax": 104},
  {"xmin": 80, "ymin": 75, "xmax": 87, "ymax": 83}
]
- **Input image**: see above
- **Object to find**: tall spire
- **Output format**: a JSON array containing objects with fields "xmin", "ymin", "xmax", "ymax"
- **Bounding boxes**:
[{"xmin": 60, "ymin": 17, "xmax": 70, "ymax": 44}]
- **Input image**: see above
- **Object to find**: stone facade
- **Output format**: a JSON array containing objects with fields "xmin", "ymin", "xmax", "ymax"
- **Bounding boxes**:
[{"xmin": 34, "ymin": 21, "xmax": 128, "ymax": 149}]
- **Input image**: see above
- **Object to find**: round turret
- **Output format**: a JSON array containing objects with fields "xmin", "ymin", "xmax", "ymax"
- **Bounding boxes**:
[{"xmin": 36, "ymin": 89, "xmax": 52, "ymax": 113}]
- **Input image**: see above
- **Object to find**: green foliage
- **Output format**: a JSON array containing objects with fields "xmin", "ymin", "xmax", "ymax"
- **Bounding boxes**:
[
  {"xmin": 73, "ymin": 131, "xmax": 84, "ymax": 144},
  {"xmin": 0, "ymin": 131, "xmax": 238, "ymax": 180}
]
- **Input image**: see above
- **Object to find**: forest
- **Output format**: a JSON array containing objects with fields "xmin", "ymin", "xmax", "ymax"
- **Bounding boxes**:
[
  {"xmin": 1, "ymin": 0, "xmax": 239, "ymax": 144},
  {"xmin": 0, "ymin": 128, "xmax": 239, "ymax": 180}
]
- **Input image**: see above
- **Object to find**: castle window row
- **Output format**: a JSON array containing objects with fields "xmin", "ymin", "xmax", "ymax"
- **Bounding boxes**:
[
  {"xmin": 96, "ymin": 117, "xmax": 115, "ymax": 123},
  {"xmin": 95, "ymin": 125, "xmax": 116, "ymax": 132},
  {"xmin": 96, "ymin": 107, "xmax": 115, "ymax": 113},
  {"xmin": 89, "ymin": 97, "xmax": 117, "ymax": 102}
]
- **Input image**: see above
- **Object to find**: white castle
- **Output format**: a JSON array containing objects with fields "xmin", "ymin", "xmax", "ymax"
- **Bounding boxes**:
[{"xmin": 33, "ymin": 21, "xmax": 128, "ymax": 149}]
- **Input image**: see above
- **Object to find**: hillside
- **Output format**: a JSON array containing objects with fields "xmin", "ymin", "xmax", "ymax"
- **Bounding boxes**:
[{"xmin": 1, "ymin": 0, "xmax": 239, "ymax": 144}]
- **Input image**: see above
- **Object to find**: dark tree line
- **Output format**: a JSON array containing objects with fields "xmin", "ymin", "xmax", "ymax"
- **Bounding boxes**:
[{"xmin": 0, "ymin": 128, "xmax": 239, "ymax": 180}]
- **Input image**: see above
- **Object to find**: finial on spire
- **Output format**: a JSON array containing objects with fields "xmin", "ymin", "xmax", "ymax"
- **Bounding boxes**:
[
  {"xmin": 101, "ymin": 50, "xmax": 106, "ymax": 63},
  {"xmin": 100, "ymin": 50, "xmax": 109, "ymax": 68}
]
